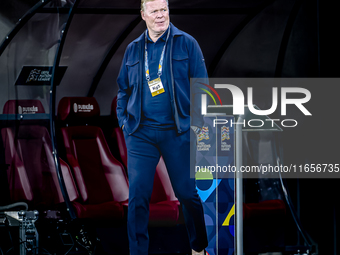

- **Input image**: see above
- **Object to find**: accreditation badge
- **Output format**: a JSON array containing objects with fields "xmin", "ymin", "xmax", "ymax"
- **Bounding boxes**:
[{"xmin": 148, "ymin": 77, "xmax": 165, "ymax": 97}]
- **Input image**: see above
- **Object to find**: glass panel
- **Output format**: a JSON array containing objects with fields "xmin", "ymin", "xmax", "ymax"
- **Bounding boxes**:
[
  {"xmin": 0, "ymin": 1, "xmax": 72, "ymax": 210},
  {"xmin": 0, "ymin": 0, "xmax": 40, "ymax": 41},
  {"xmin": 55, "ymin": 14, "xmax": 138, "ymax": 115}
]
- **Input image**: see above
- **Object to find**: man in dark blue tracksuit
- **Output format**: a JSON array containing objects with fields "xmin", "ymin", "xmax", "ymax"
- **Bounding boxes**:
[{"xmin": 116, "ymin": 0, "xmax": 208, "ymax": 254}]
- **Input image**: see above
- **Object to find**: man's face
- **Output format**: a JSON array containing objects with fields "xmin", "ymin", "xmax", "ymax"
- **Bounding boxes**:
[{"xmin": 141, "ymin": 0, "xmax": 169, "ymax": 36}]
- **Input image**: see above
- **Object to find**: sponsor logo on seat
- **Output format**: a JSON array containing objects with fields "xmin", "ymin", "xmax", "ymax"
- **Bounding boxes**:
[
  {"xmin": 18, "ymin": 105, "xmax": 39, "ymax": 114},
  {"xmin": 73, "ymin": 103, "xmax": 94, "ymax": 113}
]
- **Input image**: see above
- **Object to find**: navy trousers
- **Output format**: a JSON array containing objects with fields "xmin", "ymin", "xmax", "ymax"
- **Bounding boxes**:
[{"xmin": 123, "ymin": 126, "xmax": 208, "ymax": 255}]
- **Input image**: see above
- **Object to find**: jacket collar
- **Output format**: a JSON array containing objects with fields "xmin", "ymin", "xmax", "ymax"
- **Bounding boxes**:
[{"xmin": 132, "ymin": 22, "xmax": 183, "ymax": 43}]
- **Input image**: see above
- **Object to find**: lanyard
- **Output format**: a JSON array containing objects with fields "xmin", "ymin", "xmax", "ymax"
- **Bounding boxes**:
[{"xmin": 144, "ymin": 28, "xmax": 170, "ymax": 82}]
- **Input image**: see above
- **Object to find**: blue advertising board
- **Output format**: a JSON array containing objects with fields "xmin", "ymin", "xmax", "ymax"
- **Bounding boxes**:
[{"xmin": 195, "ymin": 115, "xmax": 235, "ymax": 255}]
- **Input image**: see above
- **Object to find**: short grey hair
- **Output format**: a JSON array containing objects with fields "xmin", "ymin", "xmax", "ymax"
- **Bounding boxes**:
[{"xmin": 141, "ymin": 0, "xmax": 169, "ymax": 12}]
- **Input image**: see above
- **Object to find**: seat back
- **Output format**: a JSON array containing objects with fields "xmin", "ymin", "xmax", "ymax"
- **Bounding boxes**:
[
  {"xmin": 58, "ymin": 97, "xmax": 129, "ymax": 205},
  {"xmin": 3, "ymin": 99, "xmax": 46, "ymax": 115},
  {"xmin": 1, "ymin": 100, "xmax": 78, "ymax": 208}
]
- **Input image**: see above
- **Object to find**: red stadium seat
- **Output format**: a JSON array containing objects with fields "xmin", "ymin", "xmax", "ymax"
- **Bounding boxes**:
[
  {"xmin": 1, "ymin": 100, "xmax": 78, "ymax": 210},
  {"xmin": 243, "ymin": 199, "xmax": 286, "ymax": 252},
  {"xmin": 58, "ymin": 97, "xmax": 128, "ymax": 219},
  {"xmin": 244, "ymin": 199, "xmax": 286, "ymax": 221}
]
